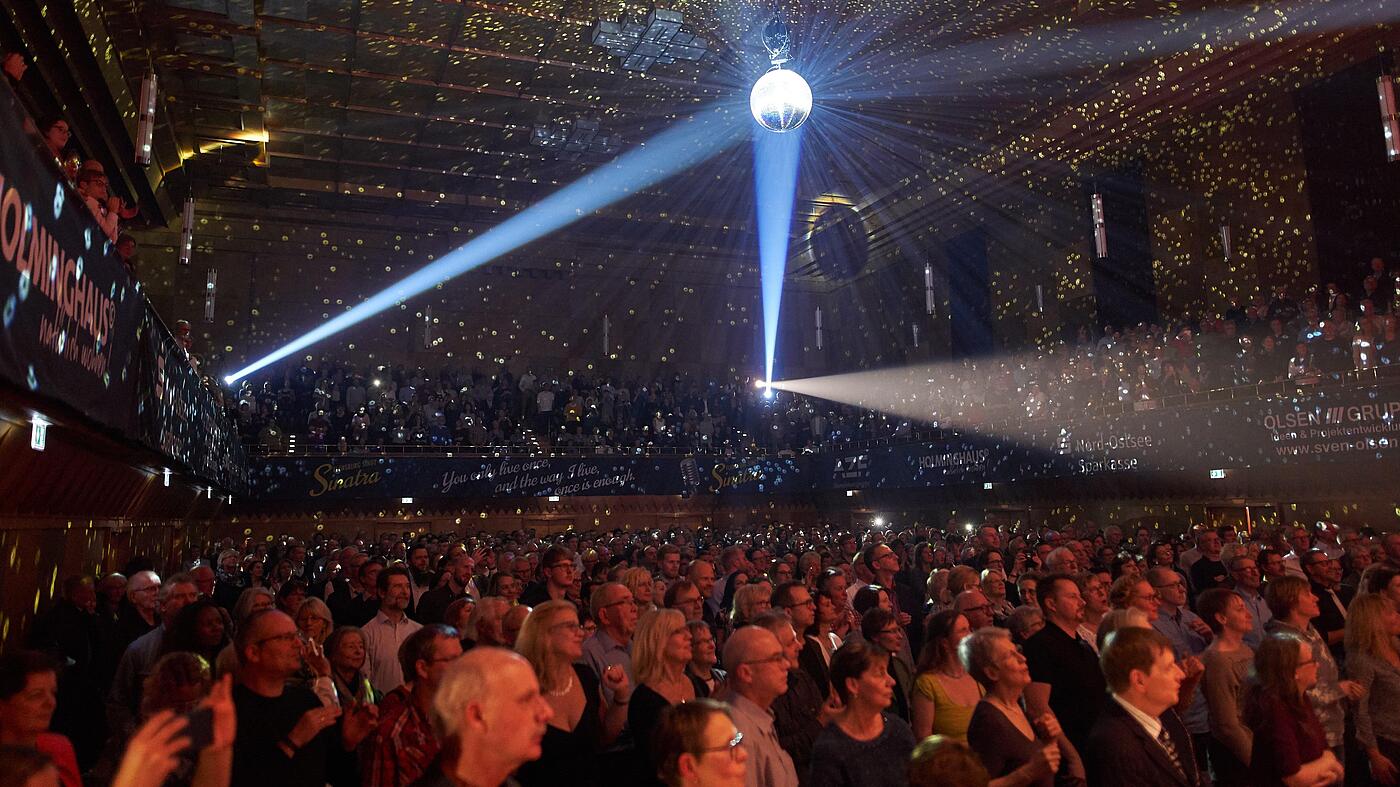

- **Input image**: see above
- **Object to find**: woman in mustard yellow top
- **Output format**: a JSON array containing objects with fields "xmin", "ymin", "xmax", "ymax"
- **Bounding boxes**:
[{"xmin": 911, "ymin": 610, "xmax": 983, "ymax": 742}]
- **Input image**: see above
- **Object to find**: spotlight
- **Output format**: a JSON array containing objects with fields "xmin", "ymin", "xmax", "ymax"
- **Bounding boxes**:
[
  {"xmin": 1090, "ymin": 192, "xmax": 1107, "ymax": 258},
  {"xmin": 178, "ymin": 197, "xmax": 195, "ymax": 266},
  {"xmin": 1379, "ymin": 75, "xmax": 1400, "ymax": 161},
  {"xmin": 136, "ymin": 72, "xmax": 158, "ymax": 166},
  {"xmin": 591, "ymin": 7, "xmax": 707, "ymax": 72},
  {"xmin": 763, "ymin": 386, "xmax": 775, "ymax": 400},
  {"xmin": 750, "ymin": 16, "xmax": 811, "ymax": 133},
  {"xmin": 530, "ymin": 118, "xmax": 622, "ymax": 161},
  {"xmin": 29, "ymin": 414, "xmax": 47, "ymax": 452},
  {"xmin": 924, "ymin": 264, "xmax": 935, "ymax": 316},
  {"xmin": 1219, "ymin": 224, "xmax": 1233, "ymax": 261},
  {"xmin": 874, "ymin": 517, "xmax": 885, "ymax": 528},
  {"xmin": 204, "ymin": 268, "xmax": 217, "ymax": 323},
  {"xmin": 163, "ymin": 468, "xmax": 171, "ymax": 487}
]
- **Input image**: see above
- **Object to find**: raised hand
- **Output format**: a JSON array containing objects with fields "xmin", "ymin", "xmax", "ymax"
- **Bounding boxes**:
[{"xmin": 111, "ymin": 710, "xmax": 190, "ymax": 787}]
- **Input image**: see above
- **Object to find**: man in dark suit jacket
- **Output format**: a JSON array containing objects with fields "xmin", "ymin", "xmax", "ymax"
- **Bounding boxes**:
[
  {"xmin": 1023, "ymin": 573, "xmax": 1106, "ymax": 753},
  {"xmin": 1301, "ymin": 548, "xmax": 1353, "ymax": 665},
  {"xmin": 1087, "ymin": 627, "xmax": 1201, "ymax": 787}
]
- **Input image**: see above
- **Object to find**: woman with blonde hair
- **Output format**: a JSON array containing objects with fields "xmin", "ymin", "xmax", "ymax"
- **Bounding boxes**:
[
  {"xmin": 463, "ymin": 596, "xmax": 511, "ymax": 648},
  {"xmin": 630, "ymin": 608, "xmax": 696, "ymax": 771},
  {"xmin": 1345, "ymin": 593, "xmax": 1400, "ymax": 784},
  {"xmin": 294, "ymin": 597, "xmax": 334, "ymax": 647},
  {"xmin": 623, "ymin": 567, "xmax": 657, "ymax": 613},
  {"xmin": 729, "ymin": 584, "xmax": 771, "ymax": 631},
  {"xmin": 513, "ymin": 600, "xmax": 630, "ymax": 786}
]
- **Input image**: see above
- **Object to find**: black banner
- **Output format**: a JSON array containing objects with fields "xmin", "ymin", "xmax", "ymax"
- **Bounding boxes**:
[
  {"xmin": 0, "ymin": 85, "xmax": 143, "ymax": 432},
  {"xmin": 0, "ymin": 83, "xmax": 246, "ymax": 490},
  {"xmin": 250, "ymin": 381, "xmax": 1400, "ymax": 502}
]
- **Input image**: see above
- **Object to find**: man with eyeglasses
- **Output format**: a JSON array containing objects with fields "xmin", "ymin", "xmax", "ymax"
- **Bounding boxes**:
[
  {"xmin": 107, "ymin": 573, "xmax": 199, "ymax": 738},
  {"xmin": 582, "ymin": 581, "xmax": 639, "ymax": 705},
  {"xmin": 954, "ymin": 588, "xmax": 995, "ymax": 630},
  {"xmin": 754, "ymin": 610, "xmax": 833, "ymax": 782},
  {"xmin": 719, "ymin": 627, "xmax": 800, "ymax": 787},
  {"xmin": 772, "ymin": 582, "xmax": 829, "ymax": 696},
  {"xmin": 361, "ymin": 624, "xmax": 463, "ymax": 787},
  {"xmin": 1227, "ymin": 555, "xmax": 1270, "ymax": 649},
  {"xmin": 113, "ymin": 570, "xmax": 162, "ymax": 653},
  {"xmin": 863, "ymin": 542, "xmax": 922, "ymax": 659},
  {"xmin": 1147, "ymin": 567, "xmax": 1211, "ymax": 772},
  {"xmin": 232, "ymin": 609, "xmax": 379, "ymax": 787},
  {"xmin": 665, "ymin": 580, "xmax": 706, "ymax": 623},
  {"xmin": 1301, "ymin": 547, "xmax": 1353, "ymax": 664},
  {"xmin": 521, "ymin": 545, "xmax": 575, "ymax": 607}
]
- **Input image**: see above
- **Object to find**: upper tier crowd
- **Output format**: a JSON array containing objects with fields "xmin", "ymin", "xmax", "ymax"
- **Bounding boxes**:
[
  {"xmin": 231, "ymin": 257, "xmax": 1400, "ymax": 455},
  {"xmin": 11, "ymin": 517, "xmax": 1400, "ymax": 787}
]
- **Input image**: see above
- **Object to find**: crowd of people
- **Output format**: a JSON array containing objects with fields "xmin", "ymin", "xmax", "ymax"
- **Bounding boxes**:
[
  {"xmin": 231, "ymin": 257, "xmax": 1400, "ymax": 456},
  {"xmin": 13, "ymin": 517, "xmax": 1400, "ymax": 786}
]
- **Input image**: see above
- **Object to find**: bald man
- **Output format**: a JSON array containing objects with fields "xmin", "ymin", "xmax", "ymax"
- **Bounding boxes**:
[
  {"xmin": 720, "ymin": 627, "xmax": 799, "ymax": 787},
  {"xmin": 425, "ymin": 647, "xmax": 554, "ymax": 787}
]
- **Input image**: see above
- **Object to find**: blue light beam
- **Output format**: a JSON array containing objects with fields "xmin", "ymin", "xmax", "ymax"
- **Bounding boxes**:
[
  {"xmin": 223, "ymin": 105, "xmax": 746, "ymax": 385},
  {"xmin": 753, "ymin": 126, "xmax": 803, "ymax": 395}
]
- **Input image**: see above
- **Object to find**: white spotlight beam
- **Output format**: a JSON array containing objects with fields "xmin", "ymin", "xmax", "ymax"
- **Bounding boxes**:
[{"xmin": 224, "ymin": 105, "xmax": 744, "ymax": 384}]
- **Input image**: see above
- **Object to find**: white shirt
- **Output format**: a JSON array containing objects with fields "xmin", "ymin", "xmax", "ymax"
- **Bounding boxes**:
[
  {"xmin": 360, "ymin": 610, "xmax": 422, "ymax": 695},
  {"xmin": 1112, "ymin": 693, "xmax": 1163, "ymax": 740}
]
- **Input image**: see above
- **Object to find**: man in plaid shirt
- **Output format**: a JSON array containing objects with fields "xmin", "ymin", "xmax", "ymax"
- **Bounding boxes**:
[{"xmin": 360, "ymin": 624, "xmax": 463, "ymax": 787}]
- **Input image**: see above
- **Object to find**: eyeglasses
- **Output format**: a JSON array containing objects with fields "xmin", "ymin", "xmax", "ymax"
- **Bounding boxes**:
[
  {"xmin": 784, "ymin": 599, "xmax": 816, "ymax": 609},
  {"xmin": 1152, "ymin": 581, "xmax": 1186, "ymax": 590},
  {"xmin": 550, "ymin": 621, "xmax": 584, "ymax": 633},
  {"xmin": 255, "ymin": 631, "xmax": 301, "ymax": 647},
  {"xmin": 696, "ymin": 731, "xmax": 744, "ymax": 761}
]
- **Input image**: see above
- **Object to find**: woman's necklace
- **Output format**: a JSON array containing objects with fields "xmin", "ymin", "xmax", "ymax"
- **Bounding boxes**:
[
  {"xmin": 936, "ymin": 662, "xmax": 967, "ymax": 679},
  {"xmin": 547, "ymin": 670, "xmax": 575, "ymax": 697}
]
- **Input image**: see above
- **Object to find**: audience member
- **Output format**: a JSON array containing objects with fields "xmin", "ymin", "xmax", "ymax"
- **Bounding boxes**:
[
  {"xmin": 1344, "ymin": 593, "xmax": 1400, "ymax": 786},
  {"xmin": 514, "ymin": 600, "xmax": 629, "ymax": 786},
  {"xmin": 1243, "ymin": 633, "xmax": 1344, "ymax": 786},
  {"xmin": 1197, "ymin": 587, "xmax": 1255, "ymax": 785},
  {"xmin": 583, "ymin": 582, "xmax": 640, "ymax": 704},
  {"xmin": 420, "ymin": 647, "xmax": 554, "ymax": 787},
  {"xmin": 719, "ymin": 627, "xmax": 800, "ymax": 787},
  {"xmin": 911, "ymin": 610, "xmax": 980, "ymax": 742},
  {"xmin": 807, "ymin": 640, "xmax": 917, "ymax": 787},
  {"xmin": 962, "ymin": 627, "xmax": 1082, "ymax": 787},
  {"xmin": 0, "ymin": 652, "xmax": 81, "ymax": 787},
  {"xmin": 361, "ymin": 567, "xmax": 423, "ymax": 695},
  {"xmin": 360, "ymin": 625, "xmax": 462, "ymax": 787},
  {"xmin": 652, "ymin": 699, "xmax": 748, "ymax": 787},
  {"xmin": 1085, "ymin": 627, "xmax": 1199, "ymax": 787},
  {"xmin": 630, "ymin": 609, "xmax": 697, "ymax": 770},
  {"xmin": 1022, "ymin": 573, "xmax": 1105, "ymax": 752}
]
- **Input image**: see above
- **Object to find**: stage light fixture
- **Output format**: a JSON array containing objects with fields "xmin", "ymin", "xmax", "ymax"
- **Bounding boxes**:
[
  {"xmin": 1379, "ymin": 75, "xmax": 1400, "ymax": 161},
  {"xmin": 530, "ymin": 118, "xmax": 623, "ymax": 161},
  {"xmin": 178, "ymin": 197, "xmax": 195, "ymax": 266},
  {"xmin": 591, "ymin": 8, "xmax": 707, "ymax": 72},
  {"xmin": 163, "ymin": 467, "xmax": 171, "ymax": 487},
  {"xmin": 1219, "ymin": 224, "xmax": 1233, "ymax": 260},
  {"xmin": 136, "ymin": 73, "xmax": 158, "ymax": 166},
  {"xmin": 1090, "ymin": 192, "xmax": 1108, "ymax": 258},
  {"xmin": 924, "ymin": 264, "xmax": 935, "ymax": 316},
  {"xmin": 815, "ymin": 307, "xmax": 823, "ymax": 350},
  {"xmin": 912, "ymin": 324, "xmax": 919, "ymax": 348},
  {"xmin": 204, "ymin": 268, "xmax": 217, "ymax": 322},
  {"xmin": 1035, "ymin": 284, "xmax": 1045, "ymax": 313},
  {"xmin": 29, "ymin": 414, "xmax": 47, "ymax": 451},
  {"xmin": 750, "ymin": 17, "xmax": 811, "ymax": 133}
]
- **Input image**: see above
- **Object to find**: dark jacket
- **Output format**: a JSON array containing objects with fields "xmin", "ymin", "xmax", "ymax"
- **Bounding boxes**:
[{"xmin": 1085, "ymin": 699, "xmax": 1201, "ymax": 787}]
